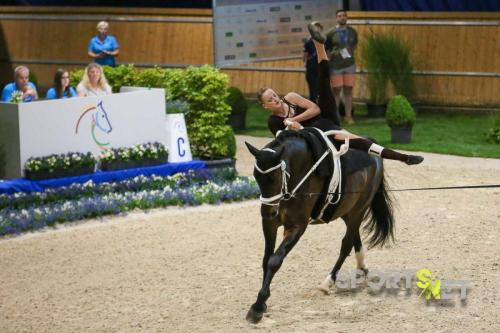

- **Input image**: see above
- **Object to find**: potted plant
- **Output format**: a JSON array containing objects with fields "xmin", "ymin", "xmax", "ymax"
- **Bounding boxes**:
[
  {"xmin": 361, "ymin": 31, "xmax": 389, "ymax": 117},
  {"xmin": 384, "ymin": 33, "xmax": 416, "ymax": 111},
  {"xmin": 361, "ymin": 31, "xmax": 415, "ymax": 117},
  {"xmin": 226, "ymin": 86, "xmax": 248, "ymax": 131},
  {"xmin": 386, "ymin": 95, "xmax": 416, "ymax": 143}
]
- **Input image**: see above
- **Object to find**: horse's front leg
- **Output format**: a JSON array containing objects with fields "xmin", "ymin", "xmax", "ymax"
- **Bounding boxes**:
[
  {"xmin": 260, "ymin": 205, "xmax": 280, "ymax": 283},
  {"xmin": 246, "ymin": 222, "xmax": 307, "ymax": 323}
]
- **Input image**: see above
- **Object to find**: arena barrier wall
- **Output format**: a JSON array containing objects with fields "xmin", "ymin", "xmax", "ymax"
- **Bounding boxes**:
[
  {"xmin": 0, "ymin": 89, "xmax": 167, "ymax": 179},
  {"xmin": 0, "ymin": 7, "xmax": 498, "ymax": 107}
]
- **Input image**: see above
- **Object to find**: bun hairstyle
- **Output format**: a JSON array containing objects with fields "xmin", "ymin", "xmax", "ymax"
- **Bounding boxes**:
[{"xmin": 257, "ymin": 87, "xmax": 271, "ymax": 105}]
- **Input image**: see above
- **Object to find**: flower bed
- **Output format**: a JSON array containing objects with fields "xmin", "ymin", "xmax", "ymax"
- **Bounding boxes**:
[
  {"xmin": 0, "ymin": 168, "xmax": 259, "ymax": 236},
  {"xmin": 23, "ymin": 142, "xmax": 168, "ymax": 180},
  {"xmin": 99, "ymin": 142, "xmax": 168, "ymax": 171},
  {"xmin": 24, "ymin": 152, "xmax": 96, "ymax": 180}
]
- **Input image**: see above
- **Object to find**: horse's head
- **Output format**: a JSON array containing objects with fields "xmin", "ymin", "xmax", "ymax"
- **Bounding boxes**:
[
  {"xmin": 94, "ymin": 101, "xmax": 112, "ymax": 134},
  {"xmin": 246, "ymin": 135, "xmax": 315, "ymax": 206},
  {"xmin": 246, "ymin": 141, "xmax": 285, "ymax": 204}
]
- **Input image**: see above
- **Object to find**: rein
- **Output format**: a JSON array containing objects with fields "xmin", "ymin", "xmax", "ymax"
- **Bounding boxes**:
[{"xmin": 293, "ymin": 184, "xmax": 500, "ymax": 196}]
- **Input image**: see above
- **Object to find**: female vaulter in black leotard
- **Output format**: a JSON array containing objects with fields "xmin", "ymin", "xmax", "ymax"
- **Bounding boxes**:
[
  {"xmin": 261, "ymin": 25, "xmax": 423, "ymax": 165},
  {"xmin": 267, "ymin": 60, "xmax": 341, "ymax": 135}
]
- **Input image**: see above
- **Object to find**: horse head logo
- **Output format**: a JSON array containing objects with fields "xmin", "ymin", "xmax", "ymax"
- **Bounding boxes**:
[{"xmin": 75, "ymin": 101, "xmax": 113, "ymax": 149}]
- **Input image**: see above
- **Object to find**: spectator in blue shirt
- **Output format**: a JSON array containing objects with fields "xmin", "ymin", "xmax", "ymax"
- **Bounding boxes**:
[
  {"xmin": 46, "ymin": 69, "xmax": 77, "ymax": 99},
  {"xmin": 88, "ymin": 21, "xmax": 120, "ymax": 67},
  {"xmin": 1, "ymin": 66, "xmax": 38, "ymax": 103}
]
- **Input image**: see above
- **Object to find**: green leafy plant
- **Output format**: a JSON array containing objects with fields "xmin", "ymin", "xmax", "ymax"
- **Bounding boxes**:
[
  {"xmin": 166, "ymin": 65, "xmax": 234, "ymax": 159},
  {"xmin": 361, "ymin": 31, "xmax": 389, "ymax": 104},
  {"xmin": 69, "ymin": 69, "xmax": 84, "ymax": 89},
  {"xmin": 388, "ymin": 39, "xmax": 415, "ymax": 99},
  {"xmin": 226, "ymin": 86, "xmax": 247, "ymax": 115},
  {"xmin": 103, "ymin": 64, "xmax": 136, "ymax": 93},
  {"xmin": 134, "ymin": 66, "xmax": 170, "ymax": 89},
  {"xmin": 25, "ymin": 152, "xmax": 96, "ymax": 173},
  {"xmin": 226, "ymin": 86, "xmax": 248, "ymax": 130},
  {"xmin": 386, "ymin": 95, "xmax": 416, "ymax": 128},
  {"xmin": 361, "ymin": 30, "xmax": 415, "ymax": 103},
  {"xmin": 221, "ymin": 126, "xmax": 237, "ymax": 158},
  {"xmin": 486, "ymin": 119, "xmax": 500, "ymax": 144}
]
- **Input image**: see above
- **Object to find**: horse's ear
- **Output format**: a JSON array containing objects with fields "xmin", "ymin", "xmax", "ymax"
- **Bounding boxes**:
[
  {"xmin": 272, "ymin": 145, "xmax": 284, "ymax": 158},
  {"xmin": 245, "ymin": 142, "xmax": 261, "ymax": 157}
]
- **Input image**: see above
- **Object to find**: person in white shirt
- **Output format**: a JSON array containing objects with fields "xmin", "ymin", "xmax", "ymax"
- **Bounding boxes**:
[{"xmin": 76, "ymin": 63, "xmax": 112, "ymax": 97}]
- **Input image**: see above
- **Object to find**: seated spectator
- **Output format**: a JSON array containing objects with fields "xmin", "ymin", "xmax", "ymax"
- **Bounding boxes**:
[
  {"xmin": 88, "ymin": 21, "xmax": 120, "ymax": 67},
  {"xmin": 76, "ymin": 63, "xmax": 112, "ymax": 97},
  {"xmin": 1, "ymin": 66, "xmax": 38, "ymax": 102},
  {"xmin": 46, "ymin": 69, "xmax": 77, "ymax": 99}
]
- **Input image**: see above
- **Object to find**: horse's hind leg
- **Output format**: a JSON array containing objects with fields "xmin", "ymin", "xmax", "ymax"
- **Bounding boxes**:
[
  {"xmin": 353, "ymin": 229, "xmax": 369, "ymax": 276},
  {"xmin": 318, "ymin": 222, "xmax": 356, "ymax": 294},
  {"xmin": 246, "ymin": 223, "xmax": 307, "ymax": 323}
]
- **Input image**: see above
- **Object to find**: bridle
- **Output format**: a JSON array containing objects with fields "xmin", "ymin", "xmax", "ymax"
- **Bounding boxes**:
[
  {"xmin": 254, "ymin": 158, "xmax": 290, "ymax": 206},
  {"xmin": 254, "ymin": 129, "xmax": 350, "ymax": 207},
  {"xmin": 254, "ymin": 148, "xmax": 333, "ymax": 206}
]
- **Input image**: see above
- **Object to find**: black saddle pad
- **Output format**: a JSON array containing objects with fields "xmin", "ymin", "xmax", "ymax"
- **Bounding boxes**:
[
  {"xmin": 310, "ymin": 148, "xmax": 376, "ymax": 223},
  {"xmin": 340, "ymin": 148, "xmax": 375, "ymax": 176}
]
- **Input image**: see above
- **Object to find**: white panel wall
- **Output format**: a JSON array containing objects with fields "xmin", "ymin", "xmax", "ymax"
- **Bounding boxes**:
[{"xmin": 0, "ymin": 89, "xmax": 167, "ymax": 179}]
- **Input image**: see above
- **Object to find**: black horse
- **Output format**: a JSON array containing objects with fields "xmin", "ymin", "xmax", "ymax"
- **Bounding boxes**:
[{"xmin": 245, "ymin": 130, "xmax": 394, "ymax": 323}]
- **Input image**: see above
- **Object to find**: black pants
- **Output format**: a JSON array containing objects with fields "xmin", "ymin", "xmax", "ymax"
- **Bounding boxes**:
[
  {"xmin": 317, "ymin": 60, "xmax": 341, "ymax": 127},
  {"xmin": 305, "ymin": 63, "xmax": 318, "ymax": 102}
]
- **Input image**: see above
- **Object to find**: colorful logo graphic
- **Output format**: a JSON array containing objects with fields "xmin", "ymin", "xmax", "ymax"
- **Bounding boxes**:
[
  {"xmin": 75, "ymin": 101, "xmax": 113, "ymax": 149},
  {"xmin": 335, "ymin": 267, "xmax": 469, "ymax": 302},
  {"xmin": 416, "ymin": 268, "xmax": 441, "ymax": 300}
]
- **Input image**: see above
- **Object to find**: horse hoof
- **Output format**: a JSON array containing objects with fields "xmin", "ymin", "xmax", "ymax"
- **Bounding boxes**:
[
  {"xmin": 246, "ymin": 307, "xmax": 264, "ymax": 324},
  {"xmin": 356, "ymin": 267, "xmax": 369, "ymax": 279},
  {"xmin": 318, "ymin": 274, "xmax": 334, "ymax": 294},
  {"xmin": 317, "ymin": 285, "xmax": 330, "ymax": 295}
]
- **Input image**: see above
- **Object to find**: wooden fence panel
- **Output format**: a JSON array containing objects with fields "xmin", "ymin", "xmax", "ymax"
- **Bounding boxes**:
[{"xmin": 0, "ymin": 7, "xmax": 498, "ymax": 107}]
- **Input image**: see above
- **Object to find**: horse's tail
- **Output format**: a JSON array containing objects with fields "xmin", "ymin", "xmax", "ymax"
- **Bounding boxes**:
[{"xmin": 364, "ymin": 168, "xmax": 395, "ymax": 248}]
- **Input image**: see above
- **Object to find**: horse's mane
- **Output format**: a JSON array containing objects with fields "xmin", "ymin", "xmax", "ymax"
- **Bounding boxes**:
[{"xmin": 265, "ymin": 129, "xmax": 331, "ymax": 178}]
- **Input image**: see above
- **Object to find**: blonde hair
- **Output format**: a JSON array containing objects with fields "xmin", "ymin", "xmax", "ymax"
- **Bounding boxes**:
[
  {"xmin": 96, "ymin": 21, "xmax": 109, "ymax": 30},
  {"xmin": 81, "ymin": 63, "xmax": 110, "ymax": 91}
]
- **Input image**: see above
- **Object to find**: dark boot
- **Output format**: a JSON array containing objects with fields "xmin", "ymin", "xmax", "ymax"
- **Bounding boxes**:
[
  {"xmin": 405, "ymin": 155, "xmax": 424, "ymax": 165},
  {"xmin": 307, "ymin": 21, "xmax": 325, "ymax": 44}
]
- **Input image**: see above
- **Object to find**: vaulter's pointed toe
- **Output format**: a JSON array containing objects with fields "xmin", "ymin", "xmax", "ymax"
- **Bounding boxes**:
[{"xmin": 406, "ymin": 155, "xmax": 424, "ymax": 165}]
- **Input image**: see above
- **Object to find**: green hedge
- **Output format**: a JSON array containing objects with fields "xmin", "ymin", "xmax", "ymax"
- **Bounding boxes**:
[{"xmin": 70, "ymin": 65, "xmax": 235, "ymax": 159}]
